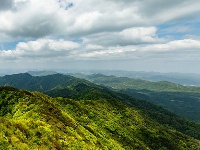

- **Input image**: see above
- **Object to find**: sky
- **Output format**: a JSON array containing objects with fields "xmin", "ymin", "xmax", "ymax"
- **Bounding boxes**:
[{"xmin": 0, "ymin": 0, "xmax": 200, "ymax": 73}]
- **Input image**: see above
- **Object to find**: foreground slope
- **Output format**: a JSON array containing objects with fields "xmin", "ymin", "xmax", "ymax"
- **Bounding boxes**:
[{"xmin": 0, "ymin": 86, "xmax": 200, "ymax": 149}]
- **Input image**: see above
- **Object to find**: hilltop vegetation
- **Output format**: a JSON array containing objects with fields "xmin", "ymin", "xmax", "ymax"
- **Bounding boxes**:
[{"xmin": 0, "ymin": 86, "xmax": 200, "ymax": 149}]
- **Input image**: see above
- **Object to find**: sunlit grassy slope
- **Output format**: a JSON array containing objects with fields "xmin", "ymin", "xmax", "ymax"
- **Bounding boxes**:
[{"xmin": 0, "ymin": 86, "xmax": 200, "ymax": 149}]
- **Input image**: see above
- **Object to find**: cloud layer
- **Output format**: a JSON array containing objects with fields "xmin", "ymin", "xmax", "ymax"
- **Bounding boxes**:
[
  {"xmin": 1, "ymin": 0, "xmax": 200, "ymax": 40},
  {"xmin": 0, "ymin": 0, "xmax": 200, "ymax": 72}
]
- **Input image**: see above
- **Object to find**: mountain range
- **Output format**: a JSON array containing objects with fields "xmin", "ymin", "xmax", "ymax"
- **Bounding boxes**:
[
  {"xmin": 0, "ymin": 73, "xmax": 200, "ymax": 149},
  {"xmin": 70, "ymin": 70, "xmax": 200, "ymax": 86}
]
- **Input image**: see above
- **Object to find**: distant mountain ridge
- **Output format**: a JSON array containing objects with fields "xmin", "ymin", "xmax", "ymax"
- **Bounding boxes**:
[
  {"xmin": 73, "ymin": 73, "xmax": 200, "ymax": 93},
  {"xmin": 71, "ymin": 70, "xmax": 200, "ymax": 86}
]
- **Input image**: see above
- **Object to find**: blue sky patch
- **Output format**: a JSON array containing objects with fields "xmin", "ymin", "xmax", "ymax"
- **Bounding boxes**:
[
  {"xmin": 157, "ymin": 21, "xmax": 200, "ymax": 40},
  {"xmin": 0, "ymin": 40, "xmax": 26, "ymax": 50},
  {"xmin": 65, "ymin": 2, "xmax": 74, "ymax": 10}
]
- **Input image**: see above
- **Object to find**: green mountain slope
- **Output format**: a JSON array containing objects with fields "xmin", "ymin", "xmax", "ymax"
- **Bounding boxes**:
[
  {"xmin": 1, "ymin": 86, "xmax": 200, "ymax": 149},
  {"xmin": 39, "ymin": 84, "xmax": 200, "ymax": 140},
  {"xmin": 0, "ymin": 73, "xmax": 200, "ymax": 139},
  {"xmin": 75, "ymin": 74, "xmax": 200, "ymax": 122}
]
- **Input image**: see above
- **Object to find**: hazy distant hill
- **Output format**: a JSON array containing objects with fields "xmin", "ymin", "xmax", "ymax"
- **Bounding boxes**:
[
  {"xmin": 0, "ymin": 86, "xmax": 200, "ymax": 149},
  {"xmin": 71, "ymin": 70, "xmax": 200, "ymax": 86},
  {"xmin": 27, "ymin": 70, "xmax": 57, "ymax": 76}
]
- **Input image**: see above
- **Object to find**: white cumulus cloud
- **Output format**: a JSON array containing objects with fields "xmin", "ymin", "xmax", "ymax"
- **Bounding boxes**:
[{"xmin": 0, "ymin": 39, "xmax": 80, "ymax": 60}]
